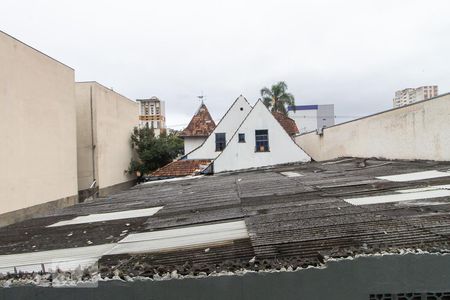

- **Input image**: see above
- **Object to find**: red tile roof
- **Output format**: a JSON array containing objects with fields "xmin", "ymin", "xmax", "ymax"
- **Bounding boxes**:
[
  {"xmin": 272, "ymin": 112, "xmax": 299, "ymax": 136},
  {"xmin": 180, "ymin": 104, "xmax": 216, "ymax": 137},
  {"xmin": 151, "ymin": 159, "xmax": 212, "ymax": 177}
]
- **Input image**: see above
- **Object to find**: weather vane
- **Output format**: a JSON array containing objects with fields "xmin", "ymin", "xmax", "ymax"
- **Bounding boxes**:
[{"xmin": 197, "ymin": 91, "xmax": 205, "ymax": 104}]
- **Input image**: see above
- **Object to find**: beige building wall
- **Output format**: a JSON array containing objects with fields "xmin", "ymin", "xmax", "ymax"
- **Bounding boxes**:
[
  {"xmin": 75, "ymin": 82, "xmax": 138, "ymax": 196},
  {"xmin": 295, "ymin": 93, "xmax": 450, "ymax": 162},
  {"xmin": 0, "ymin": 31, "xmax": 78, "ymax": 222}
]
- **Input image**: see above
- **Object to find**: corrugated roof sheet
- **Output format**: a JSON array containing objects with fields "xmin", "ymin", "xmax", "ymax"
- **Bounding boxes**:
[{"xmin": 1, "ymin": 158, "xmax": 450, "ymax": 280}]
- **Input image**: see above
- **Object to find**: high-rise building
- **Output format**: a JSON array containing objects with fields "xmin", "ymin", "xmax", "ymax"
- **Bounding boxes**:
[
  {"xmin": 137, "ymin": 96, "xmax": 166, "ymax": 136},
  {"xmin": 288, "ymin": 104, "xmax": 335, "ymax": 134},
  {"xmin": 393, "ymin": 86, "xmax": 438, "ymax": 108}
]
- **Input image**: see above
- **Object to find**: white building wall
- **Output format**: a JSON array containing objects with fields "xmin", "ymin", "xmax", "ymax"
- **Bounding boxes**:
[
  {"xmin": 289, "ymin": 109, "xmax": 318, "ymax": 134},
  {"xmin": 295, "ymin": 93, "xmax": 450, "ymax": 162},
  {"xmin": 288, "ymin": 105, "xmax": 335, "ymax": 134},
  {"xmin": 183, "ymin": 137, "xmax": 206, "ymax": 155},
  {"xmin": 213, "ymin": 101, "xmax": 310, "ymax": 173},
  {"xmin": 187, "ymin": 95, "xmax": 252, "ymax": 159}
]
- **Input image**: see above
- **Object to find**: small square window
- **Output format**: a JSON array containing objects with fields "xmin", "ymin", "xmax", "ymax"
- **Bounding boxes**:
[{"xmin": 238, "ymin": 133, "xmax": 245, "ymax": 143}]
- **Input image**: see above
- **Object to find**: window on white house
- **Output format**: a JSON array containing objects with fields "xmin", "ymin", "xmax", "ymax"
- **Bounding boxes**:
[
  {"xmin": 215, "ymin": 133, "xmax": 226, "ymax": 151},
  {"xmin": 238, "ymin": 133, "xmax": 245, "ymax": 143},
  {"xmin": 255, "ymin": 130, "xmax": 269, "ymax": 152}
]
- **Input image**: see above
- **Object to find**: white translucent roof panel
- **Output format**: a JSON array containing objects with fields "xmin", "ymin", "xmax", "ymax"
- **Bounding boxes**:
[
  {"xmin": 345, "ymin": 189, "xmax": 450, "ymax": 206},
  {"xmin": 280, "ymin": 171, "xmax": 303, "ymax": 177},
  {"xmin": 47, "ymin": 206, "xmax": 164, "ymax": 227},
  {"xmin": 377, "ymin": 170, "xmax": 450, "ymax": 182},
  {"xmin": 0, "ymin": 244, "xmax": 115, "ymax": 274},
  {"xmin": 107, "ymin": 220, "xmax": 248, "ymax": 255}
]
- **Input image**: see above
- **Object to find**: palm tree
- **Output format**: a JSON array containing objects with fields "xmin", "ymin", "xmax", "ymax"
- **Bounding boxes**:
[{"xmin": 260, "ymin": 81, "xmax": 295, "ymax": 115}]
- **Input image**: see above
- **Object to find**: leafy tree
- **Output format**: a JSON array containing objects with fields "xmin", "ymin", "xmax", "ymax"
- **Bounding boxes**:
[
  {"xmin": 128, "ymin": 126, "xmax": 184, "ymax": 175},
  {"xmin": 260, "ymin": 81, "xmax": 296, "ymax": 115}
]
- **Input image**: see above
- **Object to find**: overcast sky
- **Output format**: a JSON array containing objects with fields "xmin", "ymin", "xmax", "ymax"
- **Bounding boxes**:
[{"xmin": 2, "ymin": 0, "xmax": 449, "ymax": 128}]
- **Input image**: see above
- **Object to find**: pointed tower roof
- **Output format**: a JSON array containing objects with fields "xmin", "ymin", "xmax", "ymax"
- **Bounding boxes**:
[{"xmin": 180, "ymin": 103, "xmax": 216, "ymax": 137}]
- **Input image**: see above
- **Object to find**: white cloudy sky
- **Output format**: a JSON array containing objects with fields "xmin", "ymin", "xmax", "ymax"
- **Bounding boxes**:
[{"xmin": 2, "ymin": 0, "xmax": 449, "ymax": 128}]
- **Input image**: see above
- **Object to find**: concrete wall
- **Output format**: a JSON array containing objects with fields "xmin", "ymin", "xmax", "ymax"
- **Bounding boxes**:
[
  {"xmin": 213, "ymin": 101, "xmax": 310, "ymax": 173},
  {"xmin": 75, "ymin": 82, "xmax": 138, "ymax": 195},
  {"xmin": 0, "ymin": 31, "xmax": 78, "ymax": 218},
  {"xmin": 3, "ymin": 254, "xmax": 450, "ymax": 300},
  {"xmin": 295, "ymin": 93, "xmax": 450, "ymax": 162},
  {"xmin": 187, "ymin": 95, "xmax": 252, "ymax": 159}
]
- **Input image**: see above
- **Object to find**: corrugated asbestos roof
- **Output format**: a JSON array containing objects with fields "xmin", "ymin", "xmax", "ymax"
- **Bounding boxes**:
[
  {"xmin": 1, "ymin": 158, "xmax": 450, "ymax": 280},
  {"xmin": 180, "ymin": 104, "xmax": 216, "ymax": 137}
]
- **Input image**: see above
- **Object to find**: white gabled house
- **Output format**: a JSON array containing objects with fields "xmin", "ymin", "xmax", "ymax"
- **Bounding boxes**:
[
  {"xmin": 153, "ymin": 96, "xmax": 310, "ymax": 177},
  {"xmin": 211, "ymin": 100, "xmax": 311, "ymax": 173},
  {"xmin": 186, "ymin": 95, "xmax": 252, "ymax": 160}
]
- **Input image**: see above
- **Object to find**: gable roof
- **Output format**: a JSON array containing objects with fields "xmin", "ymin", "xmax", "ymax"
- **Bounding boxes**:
[
  {"xmin": 211, "ymin": 100, "xmax": 310, "ymax": 173},
  {"xmin": 185, "ymin": 95, "xmax": 252, "ymax": 159},
  {"xmin": 151, "ymin": 159, "xmax": 212, "ymax": 177},
  {"xmin": 272, "ymin": 111, "xmax": 299, "ymax": 136},
  {"xmin": 180, "ymin": 104, "xmax": 216, "ymax": 137}
]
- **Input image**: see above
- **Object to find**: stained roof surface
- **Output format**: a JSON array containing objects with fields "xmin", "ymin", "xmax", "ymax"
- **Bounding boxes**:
[
  {"xmin": 1, "ymin": 158, "xmax": 450, "ymax": 280},
  {"xmin": 180, "ymin": 104, "xmax": 216, "ymax": 137}
]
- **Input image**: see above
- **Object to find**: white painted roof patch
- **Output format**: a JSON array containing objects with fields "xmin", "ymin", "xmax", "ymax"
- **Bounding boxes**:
[
  {"xmin": 377, "ymin": 170, "xmax": 450, "ymax": 182},
  {"xmin": 47, "ymin": 207, "xmax": 164, "ymax": 227},
  {"xmin": 107, "ymin": 220, "xmax": 249, "ymax": 255},
  {"xmin": 345, "ymin": 185, "xmax": 450, "ymax": 206},
  {"xmin": 0, "ymin": 220, "xmax": 249, "ymax": 274},
  {"xmin": 280, "ymin": 171, "xmax": 303, "ymax": 177},
  {"xmin": 0, "ymin": 244, "xmax": 115, "ymax": 274}
]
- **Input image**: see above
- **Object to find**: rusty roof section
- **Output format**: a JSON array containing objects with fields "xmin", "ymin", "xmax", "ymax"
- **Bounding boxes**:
[
  {"xmin": 151, "ymin": 159, "xmax": 212, "ymax": 177},
  {"xmin": 180, "ymin": 104, "xmax": 216, "ymax": 137},
  {"xmin": 272, "ymin": 111, "xmax": 299, "ymax": 136}
]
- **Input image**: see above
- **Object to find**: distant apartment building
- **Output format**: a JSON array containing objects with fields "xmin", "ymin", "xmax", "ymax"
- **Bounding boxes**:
[
  {"xmin": 393, "ymin": 86, "xmax": 438, "ymax": 108},
  {"xmin": 137, "ymin": 97, "xmax": 166, "ymax": 136},
  {"xmin": 288, "ymin": 104, "xmax": 335, "ymax": 134}
]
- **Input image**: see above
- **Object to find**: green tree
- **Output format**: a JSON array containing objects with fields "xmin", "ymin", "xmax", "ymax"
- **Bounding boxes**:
[
  {"xmin": 260, "ymin": 81, "xmax": 296, "ymax": 115},
  {"xmin": 128, "ymin": 126, "xmax": 184, "ymax": 175}
]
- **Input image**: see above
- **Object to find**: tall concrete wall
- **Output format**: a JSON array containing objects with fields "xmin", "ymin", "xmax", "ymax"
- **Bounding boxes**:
[
  {"xmin": 0, "ymin": 31, "xmax": 78, "ymax": 220},
  {"xmin": 75, "ymin": 82, "xmax": 138, "ymax": 196},
  {"xmin": 295, "ymin": 93, "xmax": 450, "ymax": 162}
]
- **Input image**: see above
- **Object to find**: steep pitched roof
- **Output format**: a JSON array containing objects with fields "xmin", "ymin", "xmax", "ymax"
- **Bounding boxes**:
[
  {"xmin": 212, "ymin": 100, "xmax": 309, "ymax": 173},
  {"xmin": 180, "ymin": 104, "xmax": 216, "ymax": 137},
  {"xmin": 151, "ymin": 159, "xmax": 212, "ymax": 177},
  {"xmin": 272, "ymin": 111, "xmax": 299, "ymax": 136}
]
